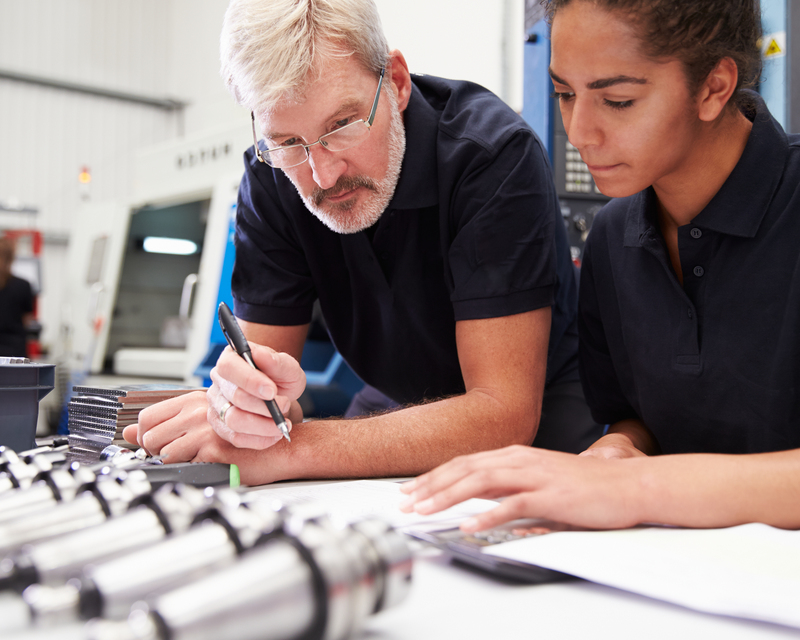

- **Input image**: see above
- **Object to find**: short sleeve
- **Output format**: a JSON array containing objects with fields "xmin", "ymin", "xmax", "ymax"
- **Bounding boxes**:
[
  {"xmin": 231, "ymin": 154, "xmax": 316, "ymax": 326},
  {"xmin": 446, "ymin": 130, "xmax": 557, "ymax": 321}
]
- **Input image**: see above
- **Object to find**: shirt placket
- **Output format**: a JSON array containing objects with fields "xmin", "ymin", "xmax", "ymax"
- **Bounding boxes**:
[{"xmin": 640, "ymin": 227, "xmax": 702, "ymax": 375}]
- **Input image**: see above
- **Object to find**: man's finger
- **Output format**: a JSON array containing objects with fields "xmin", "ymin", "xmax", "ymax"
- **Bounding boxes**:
[{"xmin": 215, "ymin": 348, "xmax": 281, "ymax": 401}]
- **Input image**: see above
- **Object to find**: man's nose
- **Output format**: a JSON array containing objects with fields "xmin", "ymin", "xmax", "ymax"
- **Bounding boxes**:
[{"xmin": 307, "ymin": 144, "xmax": 348, "ymax": 190}]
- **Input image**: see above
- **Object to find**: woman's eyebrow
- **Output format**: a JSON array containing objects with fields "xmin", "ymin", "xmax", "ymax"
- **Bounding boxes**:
[
  {"xmin": 586, "ymin": 75, "xmax": 648, "ymax": 90},
  {"xmin": 549, "ymin": 69, "xmax": 647, "ymax": 90}
]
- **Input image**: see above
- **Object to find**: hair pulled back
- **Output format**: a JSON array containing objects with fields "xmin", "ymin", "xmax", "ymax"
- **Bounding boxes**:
[{"xmin": 545, "ymin": 0, "xmax": 762, "ymax": 108}]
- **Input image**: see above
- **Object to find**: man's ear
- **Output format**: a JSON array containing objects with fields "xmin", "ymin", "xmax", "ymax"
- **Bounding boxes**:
[
  {"xmin": 697, "ymin": 56, "xmax": 739, "ymax": 122},
  {"xmin": 387, "ymin": 49, "xmax": 412, "ymax": 112}
]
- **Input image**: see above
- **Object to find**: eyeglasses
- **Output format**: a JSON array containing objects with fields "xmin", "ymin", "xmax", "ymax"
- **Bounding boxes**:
[{"xmin": 251, "ymin": 68, "xmax": 386, "ymax": 169}]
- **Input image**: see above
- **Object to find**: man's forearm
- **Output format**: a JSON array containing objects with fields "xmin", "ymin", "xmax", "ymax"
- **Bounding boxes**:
[
  {"xmin": 236, "ymin": 388, "xmax": 539, "ymax": 486},
  {"xmin": 629, "ymin": 449, "xmax": 800, "ymax": 529}
]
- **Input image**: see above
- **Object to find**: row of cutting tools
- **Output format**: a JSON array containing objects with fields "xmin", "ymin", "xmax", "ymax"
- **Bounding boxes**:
[{"xmin": 0, "ymin": 444, "xmax": 413, "ymax": 640}]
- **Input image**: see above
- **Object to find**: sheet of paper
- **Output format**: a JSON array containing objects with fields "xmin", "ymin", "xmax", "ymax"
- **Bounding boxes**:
[
  {"xmin": 483, "ymin": 522, "xmax": 800, "ymax": 629},
  {"xmin": 245, "ymin": 479, "xmax": 497, "ymax": 529}
]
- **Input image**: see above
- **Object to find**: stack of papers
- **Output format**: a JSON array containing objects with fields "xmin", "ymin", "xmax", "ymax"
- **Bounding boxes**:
[
  {"xmin": 66, "ymin": 384, "xmax": 199, "ymax": 463},
  {"xmin": 246, "ymin": 479, "xmax": 496, "ymax": 530},
  {"xmin": 483, "ymin": 522, "xmax": 800, "ymax": 629},
  {"xmin": 248, "ymin": 480, "xmax": 800, "ymax": 630}
]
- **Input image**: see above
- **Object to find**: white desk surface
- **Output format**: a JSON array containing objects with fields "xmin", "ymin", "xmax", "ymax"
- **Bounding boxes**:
[
  {"xmin": 252, "ymin": 479, "xmax": 800, "ymax": 639},
  {"xmin": 362, "ymin": 548, "xmax": 799, "ymax": 639}
]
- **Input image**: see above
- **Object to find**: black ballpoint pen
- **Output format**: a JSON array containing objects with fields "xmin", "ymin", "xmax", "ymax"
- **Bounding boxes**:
[{"xmin": 217, "ymin": 302, "xmax": 291, "ymax": 443}]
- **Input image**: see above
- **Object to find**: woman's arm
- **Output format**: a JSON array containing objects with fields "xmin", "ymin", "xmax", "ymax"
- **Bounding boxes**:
[{"xmin": 399, "ymin": 445, "xmax": 800, "ymax": 531}]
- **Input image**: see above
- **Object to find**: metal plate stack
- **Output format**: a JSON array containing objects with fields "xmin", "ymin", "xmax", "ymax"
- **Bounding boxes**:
[{"xmin": 66, "ymin": 384, "xmax": 199, "ymax": 463}]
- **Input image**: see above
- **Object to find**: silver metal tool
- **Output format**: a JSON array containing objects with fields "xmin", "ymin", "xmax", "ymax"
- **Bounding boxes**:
[
  {"xmin": 83, "ymin": 511, "xmax": 413, "ymax": 640},
  {"xmin": 0, "ymin": 468, "xmax": 151, "ymax": 557},
  {"xmin": 0, "ymin": 462, "xmax": 97, "ymax": 525},
  {"xmin": 20, "ymin": 488, "xmax": 285, "ymax": 626},
  {"xmin": 0, "ymin": 483, "xmax": 211, "ymax": 593},
  {"xmin": 0, "ymin": 448, "xmax": 55, "ymax": 496}
]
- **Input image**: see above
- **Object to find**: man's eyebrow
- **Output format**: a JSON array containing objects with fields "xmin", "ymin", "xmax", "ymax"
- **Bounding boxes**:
[
  {"xmin": 549, "ymin": 68, "xmax": 648, "ymax": 90},
  {"xmin": 265, "ymin": 98, "xmax": 364, "ymax": 140}
]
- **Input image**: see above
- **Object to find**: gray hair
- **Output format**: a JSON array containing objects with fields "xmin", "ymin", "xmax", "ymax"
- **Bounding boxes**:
[{"xmin": 220, "ymin": 0, "xmax": 390, "ymax": 113}]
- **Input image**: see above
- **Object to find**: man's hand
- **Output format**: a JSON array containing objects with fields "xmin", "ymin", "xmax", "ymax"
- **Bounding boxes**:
[
  {"xmin": 579, "ymin": 432, "xmax": 647, "ymax": 460},
  {"xmin": 122, "ymin": 390, "xmax": 212, "ymax": 458},
  {"xmin": 207, "ymin": 343, "xmax": 306, "ymax": 449},
  {"xmin": 120, "ymin": 388, "xmax": 292, "ymax": 484},
  {"xmin": 399, "ymin": 445, "xmax": 645, "ymax": 531},
  {"xmin": 579, "ymin": 418, "xmax": 661, "ymax": 460},
  {"xmin": 121, "ymin": 341, "xmax": 306, "ymax": 460}
]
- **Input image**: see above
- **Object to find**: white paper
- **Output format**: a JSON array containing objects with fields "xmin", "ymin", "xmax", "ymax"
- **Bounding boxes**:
[
  {"xmin": 245, "ymin": 479, "xmax": 497, "ymax": 529},
  {"xmin": 482, "ymin": 522, "xmax": 800, "ymax": 629}
]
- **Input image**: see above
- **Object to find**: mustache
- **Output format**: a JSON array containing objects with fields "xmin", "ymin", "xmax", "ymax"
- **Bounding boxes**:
[{"xmin": 312, "ymin": 175, "xmax": 377, "ymax": 207}]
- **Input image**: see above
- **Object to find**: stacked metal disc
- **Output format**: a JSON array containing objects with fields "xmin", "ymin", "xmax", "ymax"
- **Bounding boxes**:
[{"xmin": 66, "ymin": 384, "xmax": 198, "ymax": 463}]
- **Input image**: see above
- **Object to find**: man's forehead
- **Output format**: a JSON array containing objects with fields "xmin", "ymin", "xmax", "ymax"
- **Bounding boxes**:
[{"xmin": 258, "ymin": 59, "xmax": 375, "ymax": 134}]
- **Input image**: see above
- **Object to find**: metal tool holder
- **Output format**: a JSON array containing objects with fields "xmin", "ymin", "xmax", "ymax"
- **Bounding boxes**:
[
  {"xmin": 0, "ymin": 483, "xmax": 212, "ymax": 592},
  {"xmin": 0, "ymin": 468, "xmax": 151, "ymax": 557},
  {"xmin": 15, "ymin": 488, "xmax": 286, "ymax": 625},
  {"xmin": 83, "ymin": 509, "xmax": 413, "ymax": 640},
  {"xmin": 0, "ymin": 442, "xmax": 414, "ymax": 640}
]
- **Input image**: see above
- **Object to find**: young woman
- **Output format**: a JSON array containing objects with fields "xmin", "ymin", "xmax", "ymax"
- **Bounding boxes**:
[{"xmin": 400, "ymin": 0, "xmax": 800, "ymax": 531}]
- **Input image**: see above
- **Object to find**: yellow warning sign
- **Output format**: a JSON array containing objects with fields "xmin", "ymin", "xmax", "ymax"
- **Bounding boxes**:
[
  {"xmin": 765, "ymin": 38, "xmax": 782, "ymax": 57},
  {"xmin": 762, "ymin": 32, "xmax": 786, "ymax": 59}
]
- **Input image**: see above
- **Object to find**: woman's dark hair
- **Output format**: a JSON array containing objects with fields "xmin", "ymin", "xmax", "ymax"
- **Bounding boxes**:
[{"xmin": 544, "ymin": 0, "xmax": 762, "ymax": 108}]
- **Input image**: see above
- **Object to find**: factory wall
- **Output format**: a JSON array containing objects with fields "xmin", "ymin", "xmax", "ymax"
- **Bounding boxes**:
[{"xmin": 0, "ymin": 0, "xmax": 523, "ymax": 361}]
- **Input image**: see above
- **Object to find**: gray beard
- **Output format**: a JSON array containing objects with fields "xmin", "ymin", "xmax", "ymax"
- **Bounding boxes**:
[{"xmin": 292, "ymin": 91, "xmax": 406, "ymax": 235}]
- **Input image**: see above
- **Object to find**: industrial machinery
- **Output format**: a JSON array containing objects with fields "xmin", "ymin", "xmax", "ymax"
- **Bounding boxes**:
[{"xmin": 0, "ymin": 443, "xmax": 413, "ymax": 640}]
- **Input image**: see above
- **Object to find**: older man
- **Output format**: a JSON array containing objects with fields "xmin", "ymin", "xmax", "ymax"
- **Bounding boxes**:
[{"xmin": 123, "ymin": 0, "xmax": 601, "ymax": 485}]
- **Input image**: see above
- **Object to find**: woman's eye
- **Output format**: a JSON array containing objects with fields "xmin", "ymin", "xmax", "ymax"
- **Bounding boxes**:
[
  {"xmin": 552, "ymin": 91, "xmax": 575, "ymax": 102},
  {"xmin": 604, "ymin": 99, "xmax": 634, "ymax": 111}
]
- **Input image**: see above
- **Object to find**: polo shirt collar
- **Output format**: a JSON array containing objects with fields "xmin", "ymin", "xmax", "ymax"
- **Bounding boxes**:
[
  {"xmin": 624, "ymin": 91, "xmax": 788, "ymax": 246},
  {"xmin": 387, "ymin": 81, "xmax": 439, "ymax": 210}
]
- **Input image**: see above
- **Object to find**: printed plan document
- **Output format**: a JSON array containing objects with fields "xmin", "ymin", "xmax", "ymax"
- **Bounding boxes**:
[
  {"xmin": 248, "ymin": 480, "xmax": 800, "ymax": 630},
  {"xmin": 483, "ymin": 522, "xmax": 800, "ymax": 629},
  {"xmin": 246, "ymin": 479, "xmax": 497, "ymax": 529}
]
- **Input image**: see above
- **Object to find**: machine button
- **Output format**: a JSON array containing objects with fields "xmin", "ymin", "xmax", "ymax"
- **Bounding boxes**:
[
  {"xmin": 693, "ymin": 266, "xmax": 705, "ymax": 277},
  {"xmin": 690, "ymin": 228, "xmax": 702, "ymax": 239}
]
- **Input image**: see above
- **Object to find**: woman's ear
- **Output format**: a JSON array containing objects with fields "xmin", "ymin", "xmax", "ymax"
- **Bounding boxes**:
[{"xmin": 697, "ymin": 56, "xmax": 739, "ymax": 122}]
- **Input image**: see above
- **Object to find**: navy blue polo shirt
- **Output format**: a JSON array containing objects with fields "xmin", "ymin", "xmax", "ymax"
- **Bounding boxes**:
[
  {"xmin": 232, "ymin": 74, "xmax": 578, "ymax": 405},
  {"xmin": 579, "ymin": 93, "xmax": 800, "ymax": 454}
]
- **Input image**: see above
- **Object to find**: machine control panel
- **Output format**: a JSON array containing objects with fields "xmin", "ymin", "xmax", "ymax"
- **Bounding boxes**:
[{"xmin": 562, "ymin": 142, "xmax": 604, "ymax": 195}]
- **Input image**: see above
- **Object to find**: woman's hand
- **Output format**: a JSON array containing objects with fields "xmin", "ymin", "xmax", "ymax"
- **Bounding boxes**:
[{"xmin": 399, "ymin": 445, "xmax": 645, "ymax": 532}]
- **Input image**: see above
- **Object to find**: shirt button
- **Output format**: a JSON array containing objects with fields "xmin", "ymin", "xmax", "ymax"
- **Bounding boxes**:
[
  {"xmin": 690, "ymin": 228, "xmax": 702, "ymax": 239},
  {"xmin": 688, "ymin": 308, "xmax": 693, "ymax": 319},
  {"xmin": 693, "ymin": 266, "xmax": 704, "ymax": 277}
]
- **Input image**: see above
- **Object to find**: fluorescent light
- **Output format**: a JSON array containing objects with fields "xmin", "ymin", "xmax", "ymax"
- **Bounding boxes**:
[{"xmin": 142, "ymin": 237, "xmax": 198, "ymax": 255}]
